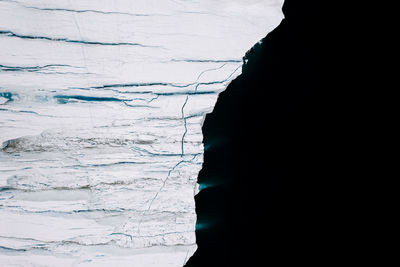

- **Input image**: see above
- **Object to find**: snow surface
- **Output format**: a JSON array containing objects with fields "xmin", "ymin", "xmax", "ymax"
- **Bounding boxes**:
[{"xmin": 0, "ymin": 0, "xmax": 284, "ymax": 266}]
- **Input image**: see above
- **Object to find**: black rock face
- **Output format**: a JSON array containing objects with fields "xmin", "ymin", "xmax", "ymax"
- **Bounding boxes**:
[{"xmin": 184, "ymin": 1, "xmax": 339, "ymax": 266}]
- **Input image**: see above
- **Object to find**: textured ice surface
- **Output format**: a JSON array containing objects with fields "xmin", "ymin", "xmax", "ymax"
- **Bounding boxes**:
[{"xmin": 0, "ymin": 0, "xmax": 283, "ymax": 266}]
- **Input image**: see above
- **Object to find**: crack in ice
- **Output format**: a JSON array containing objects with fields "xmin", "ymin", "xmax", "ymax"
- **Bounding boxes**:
[
  {"xmin": 0, "ymin": 64, "xmax": 79, "ymax": 72},
  {"xmin": 137, "ymin": 154, "xmax": 198, "ymax": 235},
  {"xmin": 0, "ymin": 30, "xmax": 162, "ymax": 48},
  {"xmin": 171, "ymin": 59, "xmax": 241, "ymax": 63},
  {"xmin": 180, "ymin": 64, "xmax": 240, "ymax": 156}
]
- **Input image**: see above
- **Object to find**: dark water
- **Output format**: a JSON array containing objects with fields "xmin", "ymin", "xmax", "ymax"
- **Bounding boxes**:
[{"xmin": 184, "ymin": 1, "xmax": 337, "ymax": 266}]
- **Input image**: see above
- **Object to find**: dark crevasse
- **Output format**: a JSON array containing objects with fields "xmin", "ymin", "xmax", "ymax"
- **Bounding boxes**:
[{"xmin": 183, "ymin": 1, "xmax": 344, "ymax": 266}]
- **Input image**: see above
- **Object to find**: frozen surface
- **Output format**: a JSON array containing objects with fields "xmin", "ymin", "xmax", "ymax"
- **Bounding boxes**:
[{"xmin": 0, "ymin": 0, "xmax": 284, "ymax": 266}]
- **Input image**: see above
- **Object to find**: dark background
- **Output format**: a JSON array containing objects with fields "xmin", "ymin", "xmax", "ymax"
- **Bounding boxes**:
[{"xmin": 184, "ymin": 1, "xmax": 355, "ymax": 266}]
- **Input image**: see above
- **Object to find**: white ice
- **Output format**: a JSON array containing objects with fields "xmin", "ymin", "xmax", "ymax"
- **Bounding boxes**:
[{"xmin": 0, "ymin": 0, "xmax": 284, "ymax": 266}]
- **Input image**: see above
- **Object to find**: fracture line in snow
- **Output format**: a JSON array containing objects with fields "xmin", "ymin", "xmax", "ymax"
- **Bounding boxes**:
[
  {"xmin": 92, "ymin": 82, "xmax": 195, "ymax": 89},
  {"xmin": 0, "ymin": 30, "xmax": 162, "ymax": 48},
  {"xmin": 110, "ymin": 230, "xmax": 193, "ymax": 240},
  {"xmin": 180, "ymin": 63, "xmax": 241, "ymax": 156},
  {"xmin": 2, "ymin": 0, "xmax": 169, "ymax": 17},
  {"xmin": 138, "ymin": 154, "xmax": 198, "ymax": 235},
  {"xmin": 22, "ymin": 6, "xmax": 152, "ymax": 17},
  {"xmin": 180, "ymin": 95, "xmax": 190, "ymax": 157},
  {"xmin": 171, "ymin": 59, "xmax": 242, "ymax": 63},
  {"xmin": 0, "ymin": 64, "xmax": 79, "ymax": 72}
]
